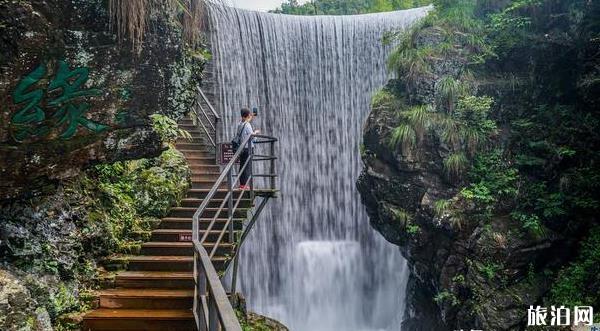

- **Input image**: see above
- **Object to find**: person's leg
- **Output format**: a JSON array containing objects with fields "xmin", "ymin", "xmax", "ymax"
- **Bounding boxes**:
[{"xmin": 239, "ymin": 149, "xmax": 249, "ymax": 186}]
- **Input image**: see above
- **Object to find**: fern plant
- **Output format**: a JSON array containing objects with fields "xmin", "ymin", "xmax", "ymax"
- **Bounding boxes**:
[
  {"xmin": 436, "ymin": 76, "xmax": 465, "ymax": 113},
  {"xmin": 406, "ymin": 104, "xmax": 431, "ymax": 138},
  {"xmin": 444, "ymin": 152, "xmax": 469, "ymax": 179},
  {"xmin": 391, "ymin": 207, "xmax": 412, "ymax": 226},
  {"xmin": 388, "ymin": 46, "xmax": 434, "ymax": 91},
  {"xmin": 434, "ymin": 199, "xmax": 451, "ymax": 217},
  {"xmin": 388, "ymin": 123, "xmax": 417, "ymax": 151},
  {"xmin": 371, "ymin": 89, "xmax": 397, "ymax": 110}
]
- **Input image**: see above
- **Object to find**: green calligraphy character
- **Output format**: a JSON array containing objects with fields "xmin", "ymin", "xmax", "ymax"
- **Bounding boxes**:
[
  {"xmin": 48, "ymin": 60, "xmax": 106, "ymax": 138},
  {"xmin": 53, "ymin": 103, "xmax": 108, "ymax": 139},
  {"xmin": 48, "ymin": 60, "xmax": 101, "ymax": 105},
  {"xmin": 11, "ymin": 64, "xmax": 48, "ymax": 140}
]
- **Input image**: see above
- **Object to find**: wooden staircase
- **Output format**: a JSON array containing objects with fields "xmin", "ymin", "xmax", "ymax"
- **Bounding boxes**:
[{"xmin": 83, "ymin": 118, "xmax": 249, "ymax": 331}]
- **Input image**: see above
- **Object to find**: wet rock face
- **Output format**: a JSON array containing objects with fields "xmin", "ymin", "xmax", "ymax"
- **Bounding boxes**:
[
  {"xmin": 0, "ymin": 269, "xmax": 53, "ymax": 331},
  {"xmin": 358, "ymin": 99, "xmax": 562, "ymax": 331},
  {"xmin": 357, "ymin": 27, "xmax": 565, "ymax": 331},
  {"xmin": 0, "ymin": 0, "xmax": 193, "ymax": 200},
  {"xmin": 357, "ymin": 95, "xmax": 455, "ymax": 330}
]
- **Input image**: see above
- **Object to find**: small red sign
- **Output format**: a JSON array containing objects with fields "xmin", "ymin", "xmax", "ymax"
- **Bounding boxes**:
[
  {"xmin": 179, "ymin": 234, "xmax": 192, "ymax": 242},
  {"xmin": 219, "ymin": 143, "xmax": 240, "ymax": 165}
]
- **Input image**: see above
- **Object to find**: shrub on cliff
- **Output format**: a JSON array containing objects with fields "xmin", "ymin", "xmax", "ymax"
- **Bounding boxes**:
[
  {"xmin": 362, "ymin": 0, "xmax": 599, "ymax": 328},
  {"xmin": 0, "ymin": 129, "xmax": 190, "ymax": 330}
]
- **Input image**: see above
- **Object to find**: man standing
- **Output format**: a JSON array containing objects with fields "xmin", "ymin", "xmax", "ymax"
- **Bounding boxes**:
[{"xmin": 234, "ymin": 108, "xmax": 260, "ymax": 190}]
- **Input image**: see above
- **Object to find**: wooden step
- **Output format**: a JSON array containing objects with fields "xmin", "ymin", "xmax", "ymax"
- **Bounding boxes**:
[
  {"xmin": 176, "ymin": 142, "xmax": 212, "ymax": 150},
  {"xmin": 183, "ymin": 156, "xmax": 217, "ymax": 164},
  {"xmin": 190, "ymin": 173, "xmax": 221, "ymax": 181},
  {"xmin": 110, "ymin": 256, "xmax": 192, "ymax": 272},
  {"xmin": 190, "ymin": 180, "xmax": 227, "ymax": 189},
  {"xmin": 188, "ymin": 164, "xmax": 221, "ymax": 172},
  {"xmin": 115, "ymin": 271, "xmax": 193, "ymax": 289},
  {"xmin": 151, "ymin": 229, "xmax": 235, "ymax": 243},
  {"xmin": 140, "ymin": 242, "xmax": 233, "ymax": 256},
  {"xmin": 169, "ymin": 207, "xmax": 249, "ymax": 218},
  {"xmin": 176, "ymin": 137, "xmax": 205, "ymax": 145},
  {"xmin": 106, "ymin": 255, "xmax": 228, "ymax": 272},
  {"xmin": 178, "ymin": 149, "xmax": 213, "ymax": 158},
  {"xmin": 180, "ymin": 198, "xmax": 251, "ymax": 208},
  {"xmin": 83, "ymin": 309, "xmax": 194, "ymax": 330},
  {"xmin": 159, "ymin": 217, "xmax": 244, "ymax": 230},
  {"xmin": 98, "ymin": 289, "xmax": 193, "ymax": 309},
  {"xmin": 178, "ymin": 123, "xmax": 202, "ymax": 129},
  {"xmin": 186, "ymin": 189, "xmax": 248, "ymax": 199}
]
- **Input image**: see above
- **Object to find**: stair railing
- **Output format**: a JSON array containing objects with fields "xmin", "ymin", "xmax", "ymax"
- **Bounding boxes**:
[
  {"xmin": 191, "ymin": 87, "xmax": 220, "ymax": 154},
  {"xmin": 192, "ymin": 133, "xmax": 278, "ymax": 331}
]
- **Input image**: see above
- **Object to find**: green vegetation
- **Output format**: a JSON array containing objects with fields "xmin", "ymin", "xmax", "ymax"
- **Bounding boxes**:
[
  {"xmin": 434, "ymin": 290, "xmax": 460, "ymax": 306},
  {"xmin": 271, "ymin": 0, "xmax": 431, "ymax": 15},
  {"xmin": 548, "ymin": 227, "xmax": 600, "ymax": 312},
  {"xmin": 236, "ymin": 309, "xmax": 286, "ymax": 331},
  {"xmin": 377, "ymin": 0, "xmax": 600, "ymax": 317},
  {"xmin": 150, "ymin": 114, "xmax": 192, "ymax": 144},
  {"xmin": 1, "ymin": 114, "xmax": 191, "ymax": 329},
  {"xmin": 79, "ymin": 115, "xmax": 190, "ymax": 253}
]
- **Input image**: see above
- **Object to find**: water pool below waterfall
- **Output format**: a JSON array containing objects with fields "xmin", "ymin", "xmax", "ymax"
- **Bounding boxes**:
[{"xmin": 208, "ymin": 5, "xmax": 431, "ymax": 330}]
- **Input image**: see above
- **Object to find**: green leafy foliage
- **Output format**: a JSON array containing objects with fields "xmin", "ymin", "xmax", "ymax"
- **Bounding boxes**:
[
  {"xmin": 150, "ymin": 114, "xmax": 192, "ymax": 144},
  {"xmin": 511, "ymin": 211, "xmax": 545, "ymax": 237},
  {"xmin": 547, "ymin": 227, "xmax": 600, "ymax": 314},
  {"xmin": 387, "ymin": 46, "xmax": 434, "ymax": 90},
  {"xmin": 87, "ymin": 147, "xmax": 190, "ymax": 251},
  {"xmin": 379, "ymin": 0, "xmax": 600, "ymax": 321},
  {"xmin": 434, "ymin": 290, "xmax": 460, "ymax": 306},
  {"xmin": 48, "ymin": 284, "xmax": 80, "ymax": 320},
  {"xmin": 271, "ymin": 0, "xmax": 431, "ymax": 15},
  {"xmin": 371, "ymin": 89, "xmax": 398, "ymax": 110},
  {"xmin": 387, "ymin": 105, "xmax": 434, "ymax": 151},
  {"xmin": 436, "ymin": 76, "xmax": 465, "ymax": 113},
  {"xmin": 388, "ymin": 123, "xmax": 416, "ymax": 151},
  {"xmin": 478, "ymin": 261, "xmax": 502, "ymax": 280},
  {"xmin": 433, "ymin": 199, "xmax": 451, "ymax": 217},
  {"xmin": 444, "ymin": 152, "xmax": 469, "ymax": 179},
  {"xmin": 460, "ymin": 150, "xmax": 519, "ymax": 221}
]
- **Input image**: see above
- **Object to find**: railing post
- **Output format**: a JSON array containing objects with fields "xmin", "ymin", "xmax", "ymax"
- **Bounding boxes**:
[
  {"xmin": 248, "ymin": 138, "xmax": 254, "ymax": 201},
  {"xmin": 227, "ymin": 167, "xmax": 234, "ymax": 244},
  {"xmin": 196, "ymin": 257, "xmax": 208, "ymax": 331},
  {"xmin": 214, "ymin": 118, "xmax": 220, "ymax": 158},
  {"xmin": 230, "ymin": 251, "xmax": 240, "ymax": 307},
  {"xmin": 209, "ymin": 296, "xmax": 219, "ymax": 331},
  {"xmin": 270, "ymin": 141, "xmax": 276, "ymax": 190}
]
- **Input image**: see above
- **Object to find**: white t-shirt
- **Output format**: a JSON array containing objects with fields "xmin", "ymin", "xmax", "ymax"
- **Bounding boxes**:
[{"xmin": 236, "ymin": 121, "xmax": 254, "ymax": 149}]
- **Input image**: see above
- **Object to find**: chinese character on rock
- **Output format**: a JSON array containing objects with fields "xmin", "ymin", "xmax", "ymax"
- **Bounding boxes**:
[
  {"xmin": 574, "ymin": 306, "xmax": 594, "ymax": 326},
  {"xmin": 10, "ymin": 60, "xmax": 107, "ymax": 141},
  {"xmin": 528, "ymin": 305, "xmax": 548, "ymax": 326},
  {"xmin": 11, "ymin": 64, "xmax": 49, "ymax": 141},
  {"xmin": 550, "ymin": 305, "xmax": 571, "ymax": 326},
  {"xmin": 48, "ymin": 60, "xmax": 106, "ymax": 139}
]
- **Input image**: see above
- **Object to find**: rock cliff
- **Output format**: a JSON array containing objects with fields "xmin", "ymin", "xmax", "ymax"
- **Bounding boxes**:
[
  {"xmin": 0, "ymin": 0, "xmax": 202, "ymax": 200},
  {"xmin": 358, "ymin": 1, "xmax": 599, "ymax": 329},
  {"xmin": 0, "ymin": 1, "xmax": 204, "ymax": 329}
]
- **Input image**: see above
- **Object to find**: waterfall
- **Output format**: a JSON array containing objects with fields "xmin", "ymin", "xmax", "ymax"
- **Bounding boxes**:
[{"xmin": 207, "ymin": 5, "xmax": 430, "ymax": 331}]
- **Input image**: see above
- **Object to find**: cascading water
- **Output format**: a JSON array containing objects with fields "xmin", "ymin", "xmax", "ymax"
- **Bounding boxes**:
[{"xmin": 207, "ymin": 5, "xmax": 430, "ymax": 331}]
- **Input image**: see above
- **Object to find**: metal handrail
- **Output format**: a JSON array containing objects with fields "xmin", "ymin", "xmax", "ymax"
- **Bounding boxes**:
[
  {"xmin": 192, "ymin": 87, "xmax": 220, "ymax": 149},
  {"xmin": 198, "ymin": 87, "xmax": 220, "ymax": 120},
  {"xmin": 192, "ymin": 132, "xmax": 278, "ymax": 331}
]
